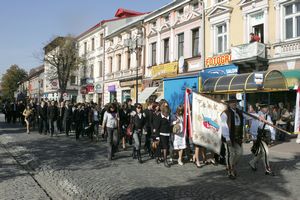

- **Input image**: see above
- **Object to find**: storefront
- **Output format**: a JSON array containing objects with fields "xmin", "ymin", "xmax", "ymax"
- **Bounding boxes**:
[
  {"xmin": 164, "ymin": 75, "xmax": 199, "ymax": 113},
  {"xmin": 94, "ymin": 83, "xmax": 103, "ymax": 105},
  {"xmin": 119, "ymin": 79, "xmax": 142, "ymax": 103}
]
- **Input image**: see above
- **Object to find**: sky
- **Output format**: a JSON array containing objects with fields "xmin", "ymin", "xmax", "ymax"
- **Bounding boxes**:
[{"xmin": 0, "ymin": 0, "xmax": 171, "ymax": 76}]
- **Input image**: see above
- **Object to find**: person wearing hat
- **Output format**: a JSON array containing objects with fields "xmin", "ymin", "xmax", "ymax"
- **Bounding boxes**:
[
  {"xmin": 220, "ymin": 95, "xmax": 244, "ymax": 179},
  {"xmin": 249, "ymin": 102, "xmax": 275, "ymax": 176}
]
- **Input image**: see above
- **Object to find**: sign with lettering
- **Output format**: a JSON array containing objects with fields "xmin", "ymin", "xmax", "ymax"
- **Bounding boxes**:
[
  {"xmin": 151, "ymin": 62, "xmax": 178, "ymax": 79},
  {"xmin": 205, "ymin": 54, "xmax": 231, "ymax": 67}
]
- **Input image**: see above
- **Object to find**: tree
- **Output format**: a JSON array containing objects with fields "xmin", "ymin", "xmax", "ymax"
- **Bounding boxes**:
[
  {"xmin": 43, "ymin": 36, "xmax": 85, "ymax": 101},
  {"xmin": 1, "ymin": 64, "xmax": 27, "ymax": 101}
]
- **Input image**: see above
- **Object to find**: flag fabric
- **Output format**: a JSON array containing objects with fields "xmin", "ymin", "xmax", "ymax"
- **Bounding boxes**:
[
  {"xmin": 192, "ymin": 92, "xmax": 227, "ymax": 154},
  {"xmin": 295, "ymin": 87, "xmax": 300, "ymax": 143}
]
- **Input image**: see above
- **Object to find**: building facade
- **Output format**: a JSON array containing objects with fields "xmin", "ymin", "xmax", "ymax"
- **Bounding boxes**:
[
  {"xmin": 77, "ymin": 8, "xmax": 147, "ymax": 105},
  {"xmin": 27, "ymin": 65, "xmax": 44, "ymax": 102},
  {"xmin": 104, "ymin": 13, "xmax": 148, "ymax": 104},
  {"xmin": 143, "ymin": 0, "xmax": 203, "ymax": 102}
]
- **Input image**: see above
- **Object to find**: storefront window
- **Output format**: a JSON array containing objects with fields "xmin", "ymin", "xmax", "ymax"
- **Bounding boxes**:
[
  {"xmin": 110, "ymin": 92, "xmax": 117, "ymax": 103},
  {"xmin": 122, "ymin": 90, "xmax": 131, "ymax": 103}
]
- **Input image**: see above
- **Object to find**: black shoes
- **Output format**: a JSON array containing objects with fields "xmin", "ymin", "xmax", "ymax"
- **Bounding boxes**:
[
  {"xmin": 249, "ymin": 162, "xmax": 257, "ymax": 171},
  {"xmin": 164, "ymin": 160, "xmax": 171, "ymax": 168}
]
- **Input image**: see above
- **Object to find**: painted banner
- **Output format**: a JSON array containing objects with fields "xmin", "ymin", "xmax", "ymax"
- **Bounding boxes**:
[
  {"xmin": 192, "ymin": 92, "xmax": 227, "ymax": 154},
  {"xmin": 295, "ymin": 87, "xmax": 300, "ymax": 143}
]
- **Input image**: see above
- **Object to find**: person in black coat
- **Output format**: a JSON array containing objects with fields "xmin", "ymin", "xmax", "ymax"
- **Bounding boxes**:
[
  {"xmin": 38, "ymin": 101, "xmax": 48, "ymax": 134},
  {"xmin": 119, "ymin": 102, "xmax": 131, "ymax": 149},
  {"xmin": 157, "ymin": 104, "xmax": 172, "ymax": 168},
  {"xmin": 63, "ymin": 101, "xmax": 73, "ymax": 136},
  {"xmin": 47, "ymin": 100, "xmax": 59, "ymax": 137},
  {"xmin": 131, "ymin": 103, "xmax": 146, "ymax": 164},
  {"xmin": 73, "ymin": 104, "xmax": 84, "ymax": 140},
  {"xmin": 151, "ymin": 102, "xmax": 161, "ymax": 161},
  {"xmin": 143, "ymin": 100, "xmax": 154, "ymax": 156}
]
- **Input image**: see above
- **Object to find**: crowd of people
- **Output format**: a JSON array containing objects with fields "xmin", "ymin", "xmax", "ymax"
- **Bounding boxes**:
[{"xmin": 1, "ymin": 96, "xmax": 296, "ymax": 179}]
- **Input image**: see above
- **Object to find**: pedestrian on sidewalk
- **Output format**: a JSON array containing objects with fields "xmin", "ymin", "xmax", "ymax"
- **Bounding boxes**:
[
  {"xmin": 131, "ymin": 103, "xmax": 146, "ymax": 164},
  {"xmin": 63, "ymin": 101, "xmax": 73, "ymax": 137},
  {"xmin": 38, "ymin": 101, "xmax": 48, "ymax": 135},
  {"xmin": 220, "ymin": 96, "xmax": 244, "ymax": 179},
  {"xmin": 47, "ymin": 100, "xmax": 59, "ymax": 137},
  {"xmin": 103, "ymin": 103, "xmax": 119, "ymax": 161},
  {"xmin": 249, "ymin": 103, "xmax": 275, "ymax": 176},
  {"xmin": 23, "ymin": 105, "xmax": 33, "ymax": 134}
]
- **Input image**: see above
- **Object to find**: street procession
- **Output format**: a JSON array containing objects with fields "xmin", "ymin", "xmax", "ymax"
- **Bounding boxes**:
[{"xmin": 1, "ymin": 0, "xmax": 300, "ymax": 200}]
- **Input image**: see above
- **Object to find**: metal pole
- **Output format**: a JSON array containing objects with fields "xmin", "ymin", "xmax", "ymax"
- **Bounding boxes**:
[{"xmin": 136, "ymin": 48, "xmax": 139, "ymax": 103}]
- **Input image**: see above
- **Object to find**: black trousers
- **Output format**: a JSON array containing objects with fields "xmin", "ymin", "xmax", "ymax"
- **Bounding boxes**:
[{"xmin": 144, "ymin": 127, "xmax": 152, "ymax": 153}]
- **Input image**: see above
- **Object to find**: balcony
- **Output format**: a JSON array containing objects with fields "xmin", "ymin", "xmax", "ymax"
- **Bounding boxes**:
[
  {"xmin": 231, "ymin": 42, "xmax": 268, "ymax": 73},
  {"xmin": 273, "ymin": 38, "xmax": 300, "ymax": 58},
  {"xmin": 105, "ymin": 68, "xmax": 143, "ymax": 81}
]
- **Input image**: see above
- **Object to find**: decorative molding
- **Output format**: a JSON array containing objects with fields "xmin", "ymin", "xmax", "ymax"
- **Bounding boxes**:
[{"xmin": 207, "ymin": 5, "xmax": 233, "ymax": 19}]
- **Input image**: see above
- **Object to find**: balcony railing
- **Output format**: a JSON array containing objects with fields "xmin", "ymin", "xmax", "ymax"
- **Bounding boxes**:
[
  {"xmin": 231, "ymin": 42, "xmax": 266, "ymax": 61},
  {"xmin": 105, "ymin": 68, "xmax": 143, "ymax": 81},
  {"xmin": 274, "ymin": 38, "xmax": 300, "ymax": 58}
]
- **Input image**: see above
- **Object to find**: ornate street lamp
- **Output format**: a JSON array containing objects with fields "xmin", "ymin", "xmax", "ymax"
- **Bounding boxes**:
[{"xmin": 124, "ymin": 29, "xmax": 144, "ymax": 103}]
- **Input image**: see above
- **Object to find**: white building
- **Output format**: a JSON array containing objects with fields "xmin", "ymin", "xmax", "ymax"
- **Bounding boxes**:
[{"xmin": 77, "ymin": 8, "xmax": 147, "ymax": 105}]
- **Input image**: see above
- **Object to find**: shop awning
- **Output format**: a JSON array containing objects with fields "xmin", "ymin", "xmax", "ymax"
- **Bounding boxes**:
[
  {"xmin": 202, "ymin": 70, "xmax": 288, "ymax": 94},
  {"xmin": 139, "ymin": 87, "xmax": 158, "ymax": 103},
  {"xmin": 282, "ymin": 70, "xmax": 300, "ymax": 89}
]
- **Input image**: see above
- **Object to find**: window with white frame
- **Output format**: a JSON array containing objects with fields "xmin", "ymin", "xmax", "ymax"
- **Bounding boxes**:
[
  {"xmin": 117, "ymin": 54, "xmax": 121, "ymax": 71},
  {"xmin": 163, "ymin": 38, "xmax": 170, "ymax": 63},
  {"xmin": 99, "ymin": 61, "xmax": 103, "ymax": 77},
  {"xmin": 151, "ymin": 42, "xmax": 157, "ymax": 65},
  {"xmin": 178, "ymin": 33, "xmax": 184, "ymax": 58},
  {"xmin": 91, "ymin": 38, "xmax": 95, "ymax": 51},
  {"xmin": 216, "ymin": 23, "xmax": 227, "ymax": 53},
  {"xmin": 284, "ymin": 2, "xmax": 300, "ymax": 39},
  {"xmin": 192, "ymin": 28, "xmax": 200, "ymax": 57},
  {"xmin": 90, "ymin": 65, "xmax": 94, "ymax": 78}
]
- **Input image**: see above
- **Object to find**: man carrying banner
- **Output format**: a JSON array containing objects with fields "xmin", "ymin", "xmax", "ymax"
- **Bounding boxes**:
[
  {"xmin": 249, "ymin": 103, "xmax": 275, "ymax": 176},
  {"xmin": 220, "ymin": 96, "xmax": 244, "ymax": 179}
]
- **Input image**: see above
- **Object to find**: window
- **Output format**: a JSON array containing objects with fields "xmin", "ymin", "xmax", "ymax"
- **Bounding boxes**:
[
  {"xmin": 100, "ymin": 34, "xmax": 104, "ymax": 47},
  {"xmin": 117, "ymin": 54, "xmax": 121, "ymax": 71},
  {"xmin": 70, "ymin": 76, "xmax": 76, "ymax": 85},
  {"xmin": 284, "ymin": 2, "xmax": 300, "ymax": 39},
  {"xmin": 151, "ymin": 42, "xmax": 157, "ymax": 65},
  {"xmin": 99, "ymin": 61, "xmax": 103, "ymax": 77},
  {"xmin": 216, "ymin": 23, "xmax": 227, "ymax": 53},
  {"xmin": 90, "ymin": 65, "xmax": 94, "ymax": 78},
  {"xmin": 178, "ymin": 33, "xmax": 184, "ymax": 58},
  {"xmin": 109, "ymin": 57, "xmax": 113, "ymax": 73},
  {"xmin": 127, "ymin": 51, "xmax": 131, "ymax": 69},
  {"xmin": 192, "ymin": 28, "xmax": 200, "ymax": 57},
  {"xmin": 193, "ymin": 2, "xmax": 199, "ymax": 10},
  {"xmin": 84, "ymin": 42, "xmax": 87, "ymax": 54},
  {"xmin": 91, "ymin": 38, "xmax": 95, "ymax": 51},
  {"xmin": 178, "ymin": 8, "xmax": 184, "ymax": 16},
  {"xmin": 164, "ymin": 14, "xmax": 170, "ymax": 22},
  {"xmin": 164, "ymin": 38, "xmax": 170, "ymax": 63}
]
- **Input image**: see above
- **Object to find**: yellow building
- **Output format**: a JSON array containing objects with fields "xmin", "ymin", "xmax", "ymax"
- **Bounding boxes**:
[{"xmin": 204, "ymin": 0, "xmax": 300, "ymax": 75}]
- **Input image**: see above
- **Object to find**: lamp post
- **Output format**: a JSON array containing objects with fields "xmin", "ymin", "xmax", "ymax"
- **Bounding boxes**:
[{"xmin": 124, "ymin": 29, "xmax": 144, "ymax": 104}]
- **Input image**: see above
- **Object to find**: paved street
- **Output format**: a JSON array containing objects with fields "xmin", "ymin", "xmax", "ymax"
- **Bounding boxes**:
[{"xmin": 0, "ymin": 115, "xmax": 299, "ymax": 200}]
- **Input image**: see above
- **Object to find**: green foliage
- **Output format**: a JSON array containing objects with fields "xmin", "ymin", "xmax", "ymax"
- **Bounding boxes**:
[{"xmin": 1, "ymin": 64, "xmax": 28, "ymax": 101}]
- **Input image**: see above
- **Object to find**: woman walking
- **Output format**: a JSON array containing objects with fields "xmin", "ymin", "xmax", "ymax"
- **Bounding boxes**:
[
  {"xmin": 131, "ymin": 103, "xmax": 146, "ymax": 164},
  {"xmin": 23, "ymin": 105, "xmax": 33, "ymax": 134},
  {"xmin": 102, "ymin": 103, "xmax": 119, "ymax": 161},
  {"xmin": 172, "ymin": 105, "xmax": 186, "ymax": 166}
]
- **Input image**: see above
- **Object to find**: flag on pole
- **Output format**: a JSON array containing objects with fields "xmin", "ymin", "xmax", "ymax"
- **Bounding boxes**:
[
  {"xmin": 192, "ymin": 92, "xmax": 227, "ymax": 154},
  {"xmin": 183, "ymin": 88, "xmax": 192, "ymax": 138}
]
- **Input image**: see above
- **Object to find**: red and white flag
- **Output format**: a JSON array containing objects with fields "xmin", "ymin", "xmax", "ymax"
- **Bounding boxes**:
[{"xmin": 183, "ymin": 88, "xmax": 192, "ymax": 138}]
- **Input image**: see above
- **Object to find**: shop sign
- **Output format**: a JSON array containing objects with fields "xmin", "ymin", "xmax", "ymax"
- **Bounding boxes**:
[
  {"xmin": 205, "ymin": 54, "xmax": 231, "ymax": 67},
  {"xmin": 95, "ymin": 83, "xmax": 103, "ymax": 93},
  {"xmin": 108, "ymin": 85, "xmax": 116, "ymax": 92},
  {"xmin": 151, "ymin": 62, "xmax": 178, "ymax": 79},
  {"xmin": 86, "ymin": 85, "xmax": 94, "ymax": 93},
  {"xmin": 86, "ymin": 78, "xmax": 94, "ymax": 84},
  {"xmin": 50, "ymin": 80, "xmax": 59, "ymax": 90},
  {"xmin": 254, "ymin": 73, "xmax": 264, "ymax": 86},
  {"xmin": 120, "ymin": 80, "xmax": 142, "ymax": 87}
]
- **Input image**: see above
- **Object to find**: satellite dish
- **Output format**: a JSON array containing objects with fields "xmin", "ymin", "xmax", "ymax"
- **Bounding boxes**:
[{"xmin": 179, "ymin": 56, "xmax": 184, "ymax": 69}]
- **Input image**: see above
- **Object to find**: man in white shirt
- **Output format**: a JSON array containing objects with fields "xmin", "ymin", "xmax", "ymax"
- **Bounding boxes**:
[
  {"xmin": 221, "ymin": 96, "xmax": 244, "ymax": 179},
  {"xmin": 249, "ymin": 103, "xmax": 275, "ymax": 176}
]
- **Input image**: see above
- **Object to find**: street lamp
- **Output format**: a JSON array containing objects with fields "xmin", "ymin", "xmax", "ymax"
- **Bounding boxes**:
[{"xmin": 124, "ymin": 29, "xmax": 144, "ymax": 104}]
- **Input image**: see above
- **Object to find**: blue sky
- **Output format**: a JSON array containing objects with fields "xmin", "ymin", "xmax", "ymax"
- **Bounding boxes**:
[{"xmin": 0, "ymin": 0, "xmax": 171, "ymax": 76}]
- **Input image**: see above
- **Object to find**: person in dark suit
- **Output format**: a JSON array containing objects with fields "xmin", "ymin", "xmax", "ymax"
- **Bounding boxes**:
[
  {"xmin": 47, "ymin": 100, "xmax": 59, "ymax": 137},
  {"xmin": 143, "ymin": 100, "xmax": 153, "ymax": 156},
  {"xmin": 63, "ymin": 101, "xmax": 73, "ymax": 136},
  {"xmin": 38, "ymin": 101, "xmax": 48, "ymax": 134}
]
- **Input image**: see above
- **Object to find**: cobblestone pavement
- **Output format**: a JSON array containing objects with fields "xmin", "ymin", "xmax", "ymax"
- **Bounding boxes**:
[{"xmin": 0, "ymin": 116, "xmax": 300, "ymax": 200}]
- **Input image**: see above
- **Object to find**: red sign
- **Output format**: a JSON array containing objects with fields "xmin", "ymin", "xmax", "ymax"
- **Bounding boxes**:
[
  {"xmin": 205, "ymin": 54, "xmax": 231, "ymax": 67},
  {"xmin": 86, "ymin": 85, "xmax": 94, "ymax": 93}
]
